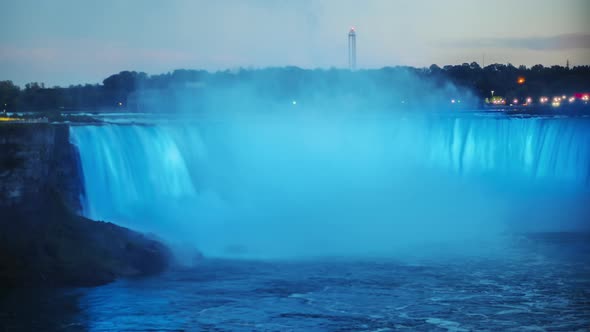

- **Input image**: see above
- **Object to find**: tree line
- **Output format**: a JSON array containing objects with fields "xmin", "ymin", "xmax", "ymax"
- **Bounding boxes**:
[{"xmin": 1, "ymin": 63, "xmax": 589, "ymax": 112}]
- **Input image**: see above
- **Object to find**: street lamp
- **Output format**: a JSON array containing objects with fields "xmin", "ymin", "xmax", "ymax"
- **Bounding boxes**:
[{"xmin": 491, "ymin": 90, "xmax": 495, "ymax": 98}]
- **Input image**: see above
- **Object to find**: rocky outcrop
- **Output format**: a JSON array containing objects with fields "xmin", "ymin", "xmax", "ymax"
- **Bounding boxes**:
[
  {"xmin": 0, "ymin": 195, "xmax": 171, "ymax": 287},
  {"xmin": 0, "ymin": 123, "xmax": 171, "ymax": 287},
  {"xmin": 0, "ymin": 123, "xmax": 83, "ymax": 212}
]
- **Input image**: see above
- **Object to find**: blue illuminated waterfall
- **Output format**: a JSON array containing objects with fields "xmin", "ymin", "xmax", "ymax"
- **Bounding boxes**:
[{"xmin": 70, "ymin": 114, "xmax": 590, "ymax": 258}]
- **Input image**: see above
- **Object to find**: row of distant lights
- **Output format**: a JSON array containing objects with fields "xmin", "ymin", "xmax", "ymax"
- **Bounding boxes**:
[
  {"xmin": 540, "ymin": 95, "xmax": 589, "ymax": 107},
  {"xmin": 490, "ymin": 99, "xmax": 507, "ymax": 105},
  {"xmin": 482, "ymin": 94, "xmax": 589, "ymax": 107}
]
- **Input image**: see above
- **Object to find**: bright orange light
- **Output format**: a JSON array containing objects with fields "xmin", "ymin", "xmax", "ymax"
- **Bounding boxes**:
[{"xmin": 517, "ymin": 77, "xmax": 526, "ymax": 84}]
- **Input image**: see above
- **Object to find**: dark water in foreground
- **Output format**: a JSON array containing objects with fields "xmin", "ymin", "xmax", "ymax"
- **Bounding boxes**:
[{"xmin": 1, "ymin": 234, "xmax": 589, "ymax": 331}]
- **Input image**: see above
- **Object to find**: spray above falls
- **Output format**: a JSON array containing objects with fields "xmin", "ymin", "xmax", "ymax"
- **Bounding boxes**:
[{"xmin": 70, "ymin": 112, "xmax": 590, "ymax": 259}]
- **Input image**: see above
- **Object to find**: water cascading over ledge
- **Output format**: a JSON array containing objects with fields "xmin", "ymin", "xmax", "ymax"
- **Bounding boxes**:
[{"xmin": 69, "ymin": 114, "xmax": 590, "ymax": 259}]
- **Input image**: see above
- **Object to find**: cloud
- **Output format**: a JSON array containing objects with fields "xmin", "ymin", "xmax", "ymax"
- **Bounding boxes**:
[{"xmin": 443, "ymin": 33, "xmax": 590, "ymax": 50}]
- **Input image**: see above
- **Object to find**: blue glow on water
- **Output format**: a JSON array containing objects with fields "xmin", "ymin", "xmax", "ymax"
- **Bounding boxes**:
[{"xmin": 69, "ymin": 113, "xmax": 590, "ymax": 259}]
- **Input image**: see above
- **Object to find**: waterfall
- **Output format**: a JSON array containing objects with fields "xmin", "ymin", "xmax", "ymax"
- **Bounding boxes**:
[{"xmin": 70, "ymin": 114, "xmax": 590, "ymax": 258}]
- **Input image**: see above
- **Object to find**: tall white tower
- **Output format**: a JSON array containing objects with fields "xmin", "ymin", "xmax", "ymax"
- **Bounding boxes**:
[{"xmin": 348, "ymin": 27, "xmax": 356, "ymax": 70}]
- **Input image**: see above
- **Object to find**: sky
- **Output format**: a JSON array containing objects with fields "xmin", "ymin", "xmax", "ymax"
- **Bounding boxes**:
[{"xmin": 1, "ymin": 0, "xmax": 589, "ymax": 87}]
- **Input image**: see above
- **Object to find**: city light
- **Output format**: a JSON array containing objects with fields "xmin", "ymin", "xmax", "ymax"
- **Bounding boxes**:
[
  {"xmin": 479, "ymin": 92, "xmax": 588, "ymax": 107},
  {"xmin": 517, "ymin": 77, "xmax": 526, "ymax": 84},
  {"xmin": 490, "ymin": 97, "xmax": 505, "ymax": 105},
  {"xmin": 451, "ymin": 99, "xmax": 456, "ymax": 104}
]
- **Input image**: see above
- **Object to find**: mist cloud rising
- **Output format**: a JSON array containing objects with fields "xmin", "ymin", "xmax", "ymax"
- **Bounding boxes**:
[{"xmin": 128, "ymin": 67, "xmax": 478, "ymax": 115}]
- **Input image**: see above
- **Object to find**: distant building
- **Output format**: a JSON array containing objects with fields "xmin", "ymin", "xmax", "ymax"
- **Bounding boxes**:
[{"xmin": 348, "ymin": 27, "xmax": 356, "ymax": 70}]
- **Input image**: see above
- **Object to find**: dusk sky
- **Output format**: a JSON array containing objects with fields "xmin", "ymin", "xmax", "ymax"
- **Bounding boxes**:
[{"xmin": 1, "ymin": 0, "xmax": 589, "ymax": 87}]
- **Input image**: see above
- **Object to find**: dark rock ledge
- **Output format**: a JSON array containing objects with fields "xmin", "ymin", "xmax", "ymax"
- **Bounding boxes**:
[{"xmin": 0, "ymin": 191, "xmax": 172, "ymax": 287}]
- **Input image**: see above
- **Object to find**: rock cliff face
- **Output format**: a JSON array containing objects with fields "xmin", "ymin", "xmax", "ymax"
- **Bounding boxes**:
[
  {"xmin": 0, "ymin": 123, "xmax": 171, "ymax": 287},
  {"xmin": 0, "ymin": 123, "xmax": 83, "ymax": 212}
]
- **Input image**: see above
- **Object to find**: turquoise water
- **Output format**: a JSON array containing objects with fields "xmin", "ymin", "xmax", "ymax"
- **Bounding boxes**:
[
  {"xmin": 2, "ymin": 113, "xmax": 590, "ymax": 331},
  {"xmin": 70, "ymin": 113, "xmax": 590, "ymax": 258},
  {"xmin": 1, "ymin": 233, "xmax": 589, "ymax": 331}
]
